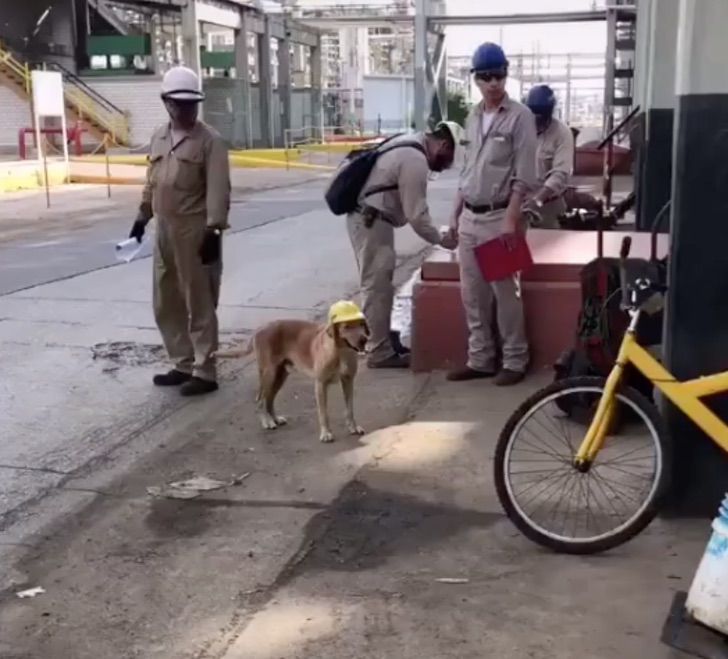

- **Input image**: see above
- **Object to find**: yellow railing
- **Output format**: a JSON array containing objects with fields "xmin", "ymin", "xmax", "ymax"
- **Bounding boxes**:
[{"xmin": 0, "ymin": 44, "xmax": 129, "ymax": 145}]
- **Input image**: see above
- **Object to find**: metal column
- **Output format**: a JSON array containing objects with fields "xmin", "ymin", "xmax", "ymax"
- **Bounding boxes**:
[
  {"xmin": 310, "ymin": 34, "xmax": 323, "ymax": 141},
  {"xmin": 180, "ymin": 0, "xmax": 201, "ymax": 75},
  {"xmin": 279, "ymin": 24, "xmax": 293, "ymax": 146},
  {"xmin": 234, "ymin": 10, "xmax": 253, "ymax": 148},
  {"xmin": 413, "ymin": 0, "xmax": 427, "ymax": 131},
  {"xmin": 258, "ymin": 17, "xmax": 274, "ymax": 148}
]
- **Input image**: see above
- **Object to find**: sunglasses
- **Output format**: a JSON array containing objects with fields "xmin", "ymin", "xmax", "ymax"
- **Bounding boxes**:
[{"xmin": 474, "ymin": 71, "xmax": 506, "ymax": 82}]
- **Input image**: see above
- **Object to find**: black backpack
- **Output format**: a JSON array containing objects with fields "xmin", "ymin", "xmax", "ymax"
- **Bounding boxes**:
[{"xmin": 324, "ymin": 135, "xmax": 426, "ymax": 216}]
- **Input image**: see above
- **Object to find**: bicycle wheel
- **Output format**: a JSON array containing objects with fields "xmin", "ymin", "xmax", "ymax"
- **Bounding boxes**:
[{"xmin": 494, "ymin": 376, "xmax": 672, "ymax": 554}]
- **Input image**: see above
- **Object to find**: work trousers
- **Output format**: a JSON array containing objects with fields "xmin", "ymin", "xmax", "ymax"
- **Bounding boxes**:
[
  {"xmin": 458, "ymin": 209, "xmax": 529, "ymax": 373},
  {"xmin": 153, "ymin": 216, "xmax": 221, "ymax": 381},
  {"xmin": 346, "ymin": 211, "xmax": 396, "ymax": 363}
]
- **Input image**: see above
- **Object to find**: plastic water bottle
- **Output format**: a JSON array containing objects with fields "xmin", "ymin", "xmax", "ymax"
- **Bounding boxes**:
[
  {"xmin": 115, "ymin": 237, "xmax": 146, "ymax": 264},
  {"xmin": 685, "ymin": 493, "xmax": 728, "ymax": 634}
]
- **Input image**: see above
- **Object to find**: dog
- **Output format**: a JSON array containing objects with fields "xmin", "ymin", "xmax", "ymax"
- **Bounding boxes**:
[{"xmin": 216, "ymin": 301, "xmax": 370, "ymax": 443}]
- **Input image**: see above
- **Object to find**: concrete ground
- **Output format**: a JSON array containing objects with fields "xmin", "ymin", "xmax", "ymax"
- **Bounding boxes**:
[{"xmin": 0, "ymin": 171, "xmax": 707, "ymax": 658}]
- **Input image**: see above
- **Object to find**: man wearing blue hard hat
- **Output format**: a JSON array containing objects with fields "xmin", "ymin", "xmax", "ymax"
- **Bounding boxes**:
[
  {"xmin": 524, "ymin": 84, "xmax": 575, "ymax": 228},
  {"xmin": 447, "ymin": 42, "xmax": 537, "ymax": 386}
]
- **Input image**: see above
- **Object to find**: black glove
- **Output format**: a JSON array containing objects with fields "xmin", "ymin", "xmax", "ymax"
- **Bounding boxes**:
[
  {"xmin": 199, "ymin": 228, "xmax": 222, "ymax": 265},
  {"xmin": 129, "ymin": 218, "xmax": 148, "ymax": 243}
]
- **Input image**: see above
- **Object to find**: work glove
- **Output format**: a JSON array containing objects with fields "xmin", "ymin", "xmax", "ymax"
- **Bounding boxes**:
[
  {"xmin": 199, "ymin": 228, "xmax": 222, "ymax": 265},
  {"xmin": 129, "ymin": 218, "xmax": 148, "ymax": 243}
]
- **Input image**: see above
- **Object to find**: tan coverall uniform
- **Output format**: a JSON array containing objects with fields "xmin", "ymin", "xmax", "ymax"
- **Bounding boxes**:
[
  {"xmin": 458, "ymin": 96, "xmax": 537, "ymax": 374},
  {"xmin": 534, "ymin": 116, "xmax": 575, "ymax": 229},
  {"xmin": 346, "ymin": 133, "xmax": 442, "ymax": 363},
  {"xmin": 141, "ymin": 121, "xmax": 231, "ymax": 382}
]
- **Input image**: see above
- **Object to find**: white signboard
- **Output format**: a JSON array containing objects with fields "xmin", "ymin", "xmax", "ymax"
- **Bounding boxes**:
[
  {"xmin": 30, "ymin": 70, "xmax": 69, "ymax": 185},
  {"xmin": 31, "ymin": 70, "xmax": 64, "ymax": 116}
]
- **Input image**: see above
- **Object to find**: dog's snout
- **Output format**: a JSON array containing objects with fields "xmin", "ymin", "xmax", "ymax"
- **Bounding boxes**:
[{"xmin": 358, "ymin": 336, "xmax": 368, "ymax": 351}]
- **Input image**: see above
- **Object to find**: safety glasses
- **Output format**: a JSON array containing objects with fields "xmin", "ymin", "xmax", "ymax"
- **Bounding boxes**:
[{"xmin": 474, "ymin": 71, "xmax": 506, "ymax": 82}]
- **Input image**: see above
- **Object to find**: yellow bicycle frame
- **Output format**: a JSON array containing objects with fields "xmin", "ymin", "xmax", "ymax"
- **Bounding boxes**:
[{"xmin": 574, "ymin": 327, "xmax": 728, "ymax": 465}]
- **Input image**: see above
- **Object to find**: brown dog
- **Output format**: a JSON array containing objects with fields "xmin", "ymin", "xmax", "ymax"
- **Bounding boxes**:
[{"xmin": 216, "ymin": 301, "xmax": 370, "ymax": 443}]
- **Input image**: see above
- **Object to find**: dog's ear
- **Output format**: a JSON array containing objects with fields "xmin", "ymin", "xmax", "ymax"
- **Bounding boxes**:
[
  {"xmin": 326, "ymin": 322, "xmax": 338, "ymax": 339},
  {"xmin": 363, "ymin": 320, "xmax": 371, "ymax": 336}
]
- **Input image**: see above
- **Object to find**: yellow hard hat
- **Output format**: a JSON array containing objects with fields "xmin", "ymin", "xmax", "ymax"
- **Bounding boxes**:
[{"xmin": 328, "ymin": 300, "xmax": 365, "ymax": 325}]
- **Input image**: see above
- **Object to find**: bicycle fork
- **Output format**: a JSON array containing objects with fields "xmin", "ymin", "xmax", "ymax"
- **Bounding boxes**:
[{"xmin": 573, "ymin": 328, "xmax": 638, "ymax": 471}]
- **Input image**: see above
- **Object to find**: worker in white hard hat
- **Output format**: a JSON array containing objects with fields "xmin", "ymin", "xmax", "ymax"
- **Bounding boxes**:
[
  {"xmin": 346, "ymin": 120, "xmax": 462, "ymax": 369},
  {"xmin": 129, "ymin": 66, "xmax": 231, "ymax": 396}
]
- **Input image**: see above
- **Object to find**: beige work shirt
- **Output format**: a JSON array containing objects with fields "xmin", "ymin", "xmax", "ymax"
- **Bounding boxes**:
[
  {"xmin": 141, "ymin": 121, "xmax": 231, "ymax": 229},
  {"xmin": 357, "ymin": 133, "xmax": 441, "ymax": 245},
  {"xmin": 537, "ymin": 117, "xmax": 574, "ymax": 198},
  {"xmin": 459, "ymin": 95, "xmax": 538, "ymax": 220}
]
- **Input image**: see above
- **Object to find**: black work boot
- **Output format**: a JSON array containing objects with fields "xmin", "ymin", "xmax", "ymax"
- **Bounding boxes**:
[
  {"xmin": 494, "ymin": 369, "xmax": 526, "ymax": 387},
  {"xmin": 153, "ymin": 369, "xmax": 192, "ymax": 387},
  {"xmin": 389, "ymin": 330, "xmax": 411, "ymax": 356},
  {"xmin": 367, "ymin": 353, "xmax": 411, "ymax": 369},
  {"xmin": 447, "ymin": 367, "xmax": 496, "ymax": 382},
  {"xmin": 180, "ymin": 377, "xmax": 219, "ymax": 397}
]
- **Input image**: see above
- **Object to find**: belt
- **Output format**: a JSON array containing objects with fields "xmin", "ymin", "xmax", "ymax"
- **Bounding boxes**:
[
  {"xmin": 357, "ymin": 205, "xmax": 394, "ymax": 228},
  {"xmin": 464, "ymin": 200, "xmax": 509, "ymax": 214}
]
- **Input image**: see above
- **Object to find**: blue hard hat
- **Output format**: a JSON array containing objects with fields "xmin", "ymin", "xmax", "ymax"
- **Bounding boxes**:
[
  {"xmin": 526, "ymin": 84, "xmax": 556, "ymax": 116},
  {"xmin": 471, "ymin": 42, "xmax": 508, "ymax": 73}
]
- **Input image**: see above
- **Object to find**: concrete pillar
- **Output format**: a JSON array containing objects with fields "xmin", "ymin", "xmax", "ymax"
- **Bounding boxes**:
[
  {"xmin": 632, "ymin": 0, "xmax": 653, "ymax": 111},
  {"xmin": 413, "ymin": 0, "xmax": 427, "ymax": 131},
  {"xmin": 257, "ymin": 18, "xmax": 274, "ymax": 148},
  {"xmin": 180, "ymin": 0, "xmax": 201, "ymax": 75},
  {"xmin": 310, "ymin": 35, "xmax": 323, "ymax": 140},
  {"xmin": 663, "ymin": 0, "xmax": 728, "ymax": 515},
  {"xmin": 279, "ymin": 25, "xmax": 293, "ymax": 146},
  {"xmin": 637, "ymin": 0, "xmax": 679, "ymax": 231},
  {"xmin": 235, "ymin": 10, "xmax": 252, "ymax": 148}
]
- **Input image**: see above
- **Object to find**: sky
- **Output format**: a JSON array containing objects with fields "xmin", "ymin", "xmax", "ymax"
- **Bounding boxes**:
[
  {"xmin": 442, "ymin": 0, "xmax": 608, "ymax": 58},
  {"xmin": 289, "ymin": 0, "xmax": 609, "ymax": 58}
]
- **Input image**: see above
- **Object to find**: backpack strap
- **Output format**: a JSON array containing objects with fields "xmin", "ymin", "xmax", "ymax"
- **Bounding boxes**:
[{"xmin": 361, "ymin": 141, "xmax": 427, "ymax": 200}]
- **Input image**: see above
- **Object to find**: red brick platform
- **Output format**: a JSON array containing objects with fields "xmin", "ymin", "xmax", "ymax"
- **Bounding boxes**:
[{"xmin": 411, "ymin": 229, "xmax": 669, "ymax": 373}]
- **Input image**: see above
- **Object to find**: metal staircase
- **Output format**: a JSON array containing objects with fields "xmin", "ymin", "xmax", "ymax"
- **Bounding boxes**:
[
  {"xmin": 0, "ymin": 42, "xmax": 130, "ymax": 146},
  {"xmin": 604, "ymin": 3, "xmax": 637, "ymax": 130}
]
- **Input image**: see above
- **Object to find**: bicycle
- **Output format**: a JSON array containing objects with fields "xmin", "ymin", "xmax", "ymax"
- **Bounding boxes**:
[{"xmin": 494, "ymin": 235, "xmax": 720, "ymax": 554}]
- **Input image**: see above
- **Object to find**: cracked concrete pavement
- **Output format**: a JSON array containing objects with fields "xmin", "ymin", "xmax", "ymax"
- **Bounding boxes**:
[{"xmin": 0, "ymin": 171, "xmax": 708, "ymax": 658}]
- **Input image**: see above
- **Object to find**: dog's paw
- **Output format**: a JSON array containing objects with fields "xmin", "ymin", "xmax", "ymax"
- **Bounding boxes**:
[
  {"xmin": 319, "ymin": 430, "xmax": 335, "ymax": 443},
  {"xmin": 274, "ymin": 416, "xmax": 288, "ymax": 427},
  {"xmin": 348, "ymin": 423, "xmax": 366, "ymax": 436},
  {"xmin": 260, "ymin": 415, "xmax": 278, "ymax": 430}
]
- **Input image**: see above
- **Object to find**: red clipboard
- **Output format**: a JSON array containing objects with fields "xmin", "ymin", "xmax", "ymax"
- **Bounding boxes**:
[{"xmin": 474, "ymin": 234, "xmax": 534, "ymax": 282}]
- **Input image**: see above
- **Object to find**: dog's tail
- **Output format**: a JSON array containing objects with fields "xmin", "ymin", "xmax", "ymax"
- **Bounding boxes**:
[{"xmin": 214, "ymin": 339, "xmax": 254, "ymax": 359}]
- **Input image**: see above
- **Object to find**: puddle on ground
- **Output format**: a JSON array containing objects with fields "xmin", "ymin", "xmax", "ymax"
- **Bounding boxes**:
[{"xmin": 91, "ymin": 341, "xmax": 166, "ymax": 367}]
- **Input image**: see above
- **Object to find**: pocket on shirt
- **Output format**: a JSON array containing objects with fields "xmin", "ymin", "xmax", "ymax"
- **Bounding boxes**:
[
  {"xmin": 173, "ymin": 151, "xmax": 204, "ymax": 191},
  {"xmin": 148, "ymin": 153, "xmax": 164, "ymax": 186},
  {"xmin": 485, "ymin": 132, "xmax": 512, "ymax": 167},
  {"xmin": 538, "ymin": 154, "xmax": 554, "ymax": 175}
]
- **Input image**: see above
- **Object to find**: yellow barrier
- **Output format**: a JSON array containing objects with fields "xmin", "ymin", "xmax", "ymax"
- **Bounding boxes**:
[{"xmin": 72, "ymin": 152, "xmax": 334, "ymax": 171}]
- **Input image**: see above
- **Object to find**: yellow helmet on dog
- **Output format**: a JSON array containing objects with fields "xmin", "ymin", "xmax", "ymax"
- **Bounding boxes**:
[{"xmin": 328, "ymin": 300, "xmax": 365, "ymax": 325}]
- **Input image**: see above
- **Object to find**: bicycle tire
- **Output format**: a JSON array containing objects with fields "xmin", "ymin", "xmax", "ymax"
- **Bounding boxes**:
[{"xmin": 494, "ymin": 376, "xmax": 672, "ymax": 554}]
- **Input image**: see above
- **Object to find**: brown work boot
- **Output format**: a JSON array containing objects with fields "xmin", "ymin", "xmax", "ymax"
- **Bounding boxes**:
[
  {"xmin": 153, "ymin": 369, "xmax": 192, "ymax": 387},
  {"xmin": 180, "ymin": 377, "xmax": 219, "ymax": 396},
  {"xmin": 368, "ymin": 353, "xmax": 411, "ymax": 369},
  {"xmin": 446, "ymin": 367, "xmax": 496, "ymax": 382},
  {"xmin": 494, "ymin": 369, "xmax": 526, "ymax": 387}
]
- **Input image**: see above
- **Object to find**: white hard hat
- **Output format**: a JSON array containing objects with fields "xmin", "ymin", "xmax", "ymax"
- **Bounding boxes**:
[{"xmin": 161, "ymin": 66, "xmax": 205, "ymax": 102}]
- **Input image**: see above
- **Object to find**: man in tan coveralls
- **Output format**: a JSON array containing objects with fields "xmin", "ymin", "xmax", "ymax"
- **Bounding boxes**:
[
  {"xmin": 347, "ymin": 121, "xmax": 462, "ymax": 369},
  {"xmin": 129, "ymin": 66, "xmax": 231, "ymax": 396},
  {"xmin": 524, "ymin": 84, "xmax": 575, "ymax": 229},
  {"xmin": 447, "ymin": 43, "xmax": 537, "ymax": 386}
]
